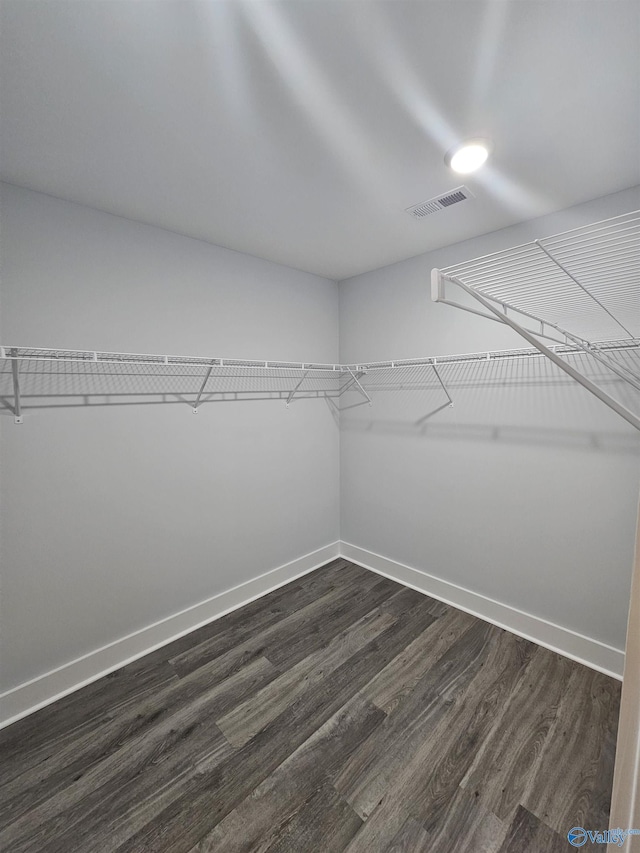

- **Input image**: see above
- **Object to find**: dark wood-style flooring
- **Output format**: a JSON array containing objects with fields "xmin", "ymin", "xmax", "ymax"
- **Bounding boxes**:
[{"xmin": 0, "ymin": 559, "xmax": 621, "ymax": 852}]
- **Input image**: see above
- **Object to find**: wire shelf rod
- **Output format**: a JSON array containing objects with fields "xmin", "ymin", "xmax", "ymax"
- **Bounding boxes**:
[
  {"xmin": 533, "ymin": 241, "xmax": 634, "ymax": 338},
  {"xmin": 457, "ymin": 252, "xmax": 640, "ymax": 283},
  {"xmin": 456, "ymin": 259, "xmax": 640, "ymax": 290},
  {"xmin": 539, "ymin": 211, "xmax": 640, "ymax": 242},
  {"xmin": 540, "ymin": 231, "xmax": 640, "ymax": 255},
  {"xmin": 440, "ymin": 215, "xmax": 640, "ymax": 278},
  {"xmin": 542, "ymin": 228, "xmax": 640, "ymax": 256},
  {"xmin": 448, "ymin": 259, "xmax": 639, "ymax": 291},
  {"xmin": 441, "ymin": 211, "xmax": 640, "ymax": 271}
]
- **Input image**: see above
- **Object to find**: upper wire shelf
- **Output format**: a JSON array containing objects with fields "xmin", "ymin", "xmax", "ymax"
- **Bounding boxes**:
[
  {"xmin": 432, "ymin": 209, "xmax": 640, "ymax": 430},
  {"xmin": 436, "ymin": 210, "xmax": 640, "ymax": 345}
]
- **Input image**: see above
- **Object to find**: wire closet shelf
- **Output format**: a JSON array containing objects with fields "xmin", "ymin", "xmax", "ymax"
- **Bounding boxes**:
[
  {"xmin": 432, "ymin": 210, "xmax": 640, "ymax": 431},
  {"xmin": 2, "ymin": 212, "xmax": 638, "ymax": 428},
  {"xmin": 2, "ymin": 339, "xmax": 640, "ymax": 427}
]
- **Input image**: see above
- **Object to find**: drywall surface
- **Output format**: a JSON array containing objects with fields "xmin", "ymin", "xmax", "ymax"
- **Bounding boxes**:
[
  {"xmin": 0, "ymin": 183, "xmax": 340, "ymax": 692},
  {"xmin": 339, "ymin": 186, "xmax": 640, "ymax": 653}
]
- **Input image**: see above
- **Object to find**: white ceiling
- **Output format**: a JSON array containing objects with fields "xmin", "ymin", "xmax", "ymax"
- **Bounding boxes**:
[{"xmin": 1, "ymin": 1, "xmax": 639, "ymax": 280}]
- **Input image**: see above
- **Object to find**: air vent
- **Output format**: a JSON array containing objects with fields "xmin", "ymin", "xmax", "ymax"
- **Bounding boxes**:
[{"xmin": 406, "ymin": 185, "xmax": 474, "ymax": 219}]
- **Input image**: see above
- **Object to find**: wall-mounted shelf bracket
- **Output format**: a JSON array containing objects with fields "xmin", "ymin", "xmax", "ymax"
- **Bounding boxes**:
[
  {"xmin": 346, "ymin": 367, "xmax": 372, "ymax": 406},
  {"xmin": 440, "ymin": 273, "xmax": 640, "ymax": 432},
  {"xmin": 414, "ymin": 361, "xmax": 454, "ymax": 425},
  {"xmin": 9, "ymin": 348, "xmax": 23, "ymax": 424},
  {"xmin": 286, "ymin": 370, "xmax": 309, "ymax": 407},
  {"xmin": 324, "ymin": 369, "xmax": 372, "ymax": 414},
  {"xmin": 192, "ymin": 362, "xmax": 216, "ymax": 413},
  {"xmin": 432, "ymin": 363, "xmax": 453, "ymax": 408}
]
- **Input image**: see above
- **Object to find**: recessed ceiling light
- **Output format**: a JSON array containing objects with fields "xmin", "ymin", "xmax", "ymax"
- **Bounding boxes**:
[{"xmin": 445, "ymin": 139, "xmax": 492, "ymax": 174}]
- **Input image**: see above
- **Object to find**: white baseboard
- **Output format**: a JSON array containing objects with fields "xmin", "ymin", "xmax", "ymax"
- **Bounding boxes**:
[
  {"xmin": 340, "ymin": 541, "xmax": 625, "ymax": 680},
  {"xmin": 1, "ymin": 537, "xmax": 624, "ymax": 730},
  {"xmin": 0, "ymin": 542, "xmax": 341, "ymax": 729}
]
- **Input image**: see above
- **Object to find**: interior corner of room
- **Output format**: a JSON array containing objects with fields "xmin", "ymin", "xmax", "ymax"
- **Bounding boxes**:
[{"xmin": 0, "ymin": 1, "xmax": 639, "ymax": 848}]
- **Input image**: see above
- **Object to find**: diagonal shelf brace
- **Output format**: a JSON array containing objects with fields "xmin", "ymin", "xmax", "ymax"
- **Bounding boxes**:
[
  {"xmin": 286, "ymin": 370, "xmax": 309, "ymax": 407},
  {"xmin": 579, "ymin": 341, "xmax": 640, "ymax": 391},
  {"xmin": 436, "ymin": 270, "xmax": 640, "ymax": 391},
  {"xmin": 337, "ymin": 369, "xmax": 372, "ymax": 400},
  {"xmin": 415, "ymin": 362, "xmax": 454, "ymax": 425},
  {"xmin": 325, "ymin": 394, "xmax": 371, "ymax": 414},
  {"xmin": 446, "ymin": 275, "xmax": 640, "ymax": 432},
  {"xmin": 346, "ymin": 367, "xmax": 372, "ymax": 406},
  {"xmin": 432, "ymin": 363, "xmax": 453, "ymax": 407},
  {"xmin": 431, "ymin": 269, "xmax": 574, "ymax": 347},
  {"xmin": 192, "ymin": 363, "xmax": 215, "ymax": 413}
]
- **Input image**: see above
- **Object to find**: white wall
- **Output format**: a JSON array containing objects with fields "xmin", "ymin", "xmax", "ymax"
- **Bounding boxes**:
[
  {"xmin": 339, "ymin": 186, "xmax": 640, "ymax": 656},
  {"xmin": 2, "ymin": 181, "xmax": 638, "ymax": 710},
  {"xmin": 0, "ymin": 183, "xmax": 340, "ymax": 695}
]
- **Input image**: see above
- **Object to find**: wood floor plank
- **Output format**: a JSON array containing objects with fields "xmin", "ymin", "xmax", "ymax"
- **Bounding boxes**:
[
  {"xmin": 583, "ymin": 699, "xmax": 620, "ymax": 830},
  {"xmin": 381, "ymin": 816, "xmax": 431, "ymax": 852},
  {"xmin": 258, "ymin": 578, "xmax": 402, "ymax": 670},
  {"xmin": 169, "ymin": 568, "xmax": 388, "ymax": 679},
  {"xmin": 0, "ymin": 559, "xmax": 352, "ymax": 784},
  {"xmin": 341, "ymin": 628, "xmax": 536, "ymax": 851},
  {"xmin": 0, "ymin": 658, "xmax": 272, "ymax": 852},
  {"xmin": 334, "ymin": 618, "xmax": 495, "ymax": 819},
  {"xmin": 112, "ymin": 603, "xmax": 438, "ymax": 853},
  {"xmin": 192, "ymin": 693, "xmax": 381, "ymax": 853},
  {"xmin": 144, "ymin": 558, "xmax": 357, "ymax": 668},
  {"xmin": 459, "ymin": 644, "xmax": 573, "ymax": 820},
  {"xmin": 422, "ymin": 786, "xmax": 507, "ymax": 853},
  {"xmin": 4, "ymin": 713, "xmax": 233, "ymax": 853},
  {"xmin": 496, "ymin": 805, "xmax": 569, "ymax": 853},
  {"xmin": 0, "ymin": 659, "xmax": 179, "ymax": 787},
  {"xmin": 263, "ymin": 783, "xmax": 363, "ymax": 853},
  {"xmin": 521, "ymin": 665, "xmax": 621, "ymax": 834},
  {"xmin": 0, "ymin": 649, "xmax": 277, "ymax": 829},
  {"xmin": 361, "ymin": 606, "xmax": 477, "ymax": 713},
  {"xmin": 216, "ymin": 603, "xmax": 399, "ymax": 747}
]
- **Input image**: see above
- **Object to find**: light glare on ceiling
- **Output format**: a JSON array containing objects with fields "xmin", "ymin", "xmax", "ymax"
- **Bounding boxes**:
[{"xmin": 445, "ymin": 140, "xmax": 491, "ymax": 174}]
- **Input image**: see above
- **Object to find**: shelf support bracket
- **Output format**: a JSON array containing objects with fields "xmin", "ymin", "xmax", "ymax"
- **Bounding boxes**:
[
  {"xmin": 432, "ymin": 363, "xmax": 453, "ymax": 408},
  {"xmin": 193, "ymin": 363, "xmax": 214, "ymax": 413},
  {"xmin": 10, "ymin": 348, "xmax": 22, "ymax": 424},
  {"xmin": 346, "ymin": 367, "xmax": 372, "ymax": 406},
  {"xmin": 286, "ymin": 371, "xmax": 309, "ymax": 407},
  {"xmin": 447, "ymin": 276, "xmax": 640, "ymax": 432},
  {"xmin": 415, "ymin": 363, "xmax": 454, "ymax": 425}
]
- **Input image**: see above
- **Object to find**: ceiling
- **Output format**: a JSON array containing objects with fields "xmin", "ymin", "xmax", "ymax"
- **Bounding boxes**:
[{"xmin": 1, "ymin": 1, "xmax": 639, "ymax": 280}]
